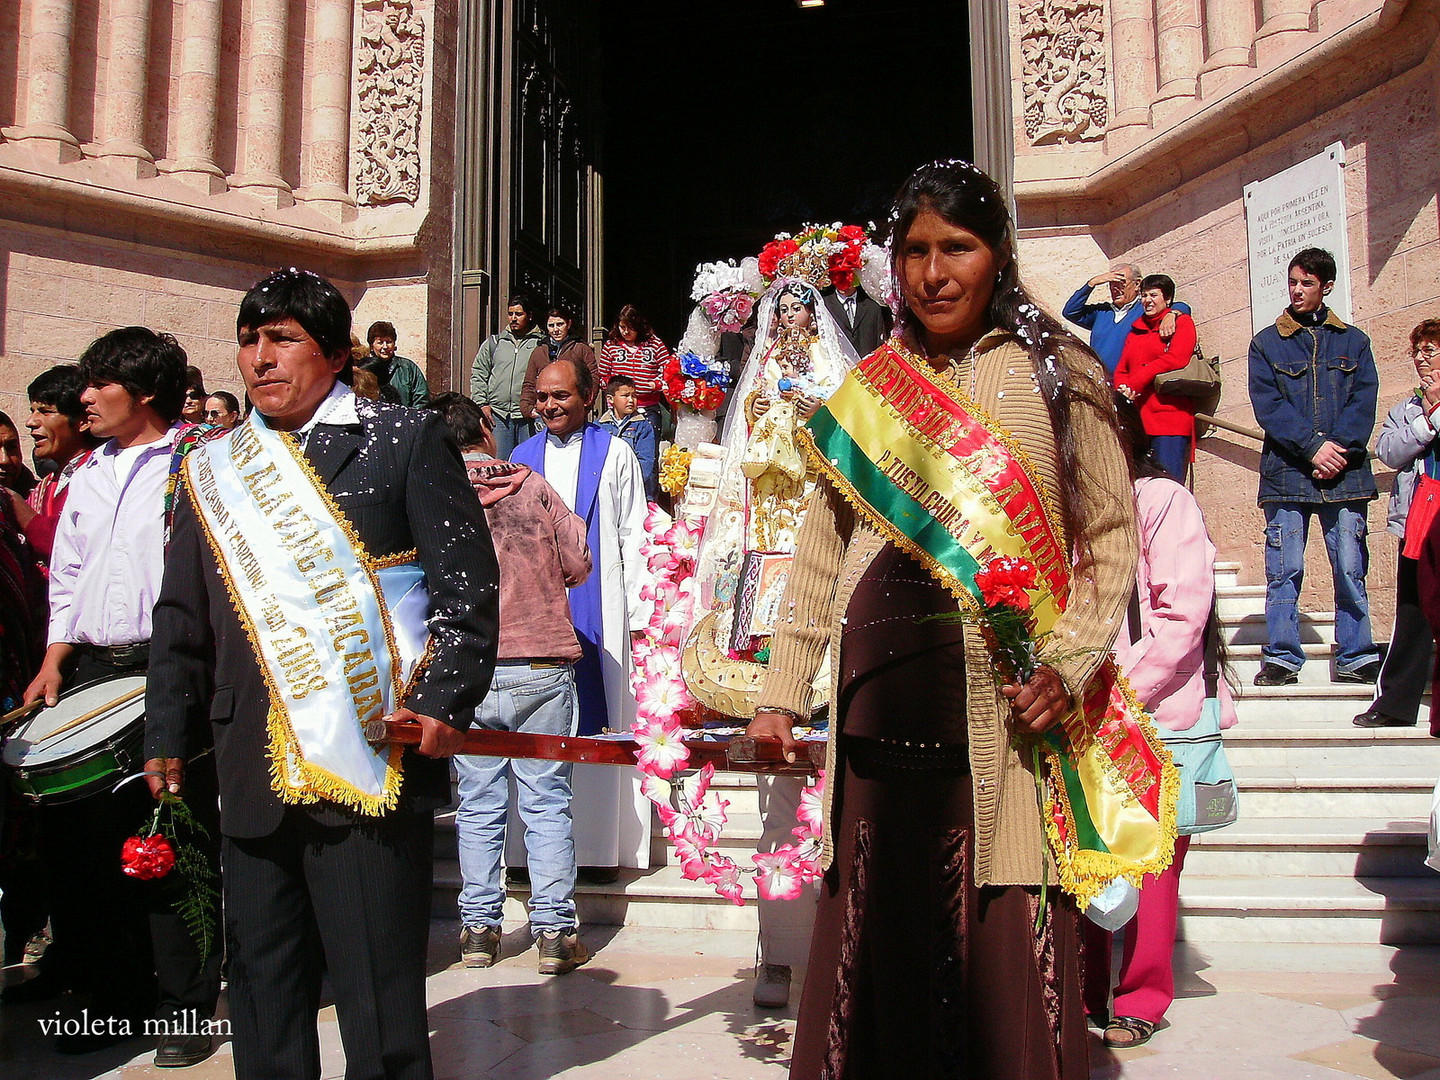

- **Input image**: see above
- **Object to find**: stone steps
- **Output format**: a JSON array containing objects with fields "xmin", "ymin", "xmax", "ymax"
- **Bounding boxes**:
[
  {"xmin": 431, "ymin": 860, "xmax": 760, "ymax": 933},
  {"xmin": 1221, "ymin": 726, "xmax": 1438, "ymax": 769},
  {"xmin": 1185, "ymin": 817, "xmax": 1432, "ymax": 878},
  {"xmin": 430, "ymin": 561, "xmax": 1440, "ymax": 943},
  {"xmin": 1177, "ymin": 875, "xmax": 1440, "ymax": 945}
]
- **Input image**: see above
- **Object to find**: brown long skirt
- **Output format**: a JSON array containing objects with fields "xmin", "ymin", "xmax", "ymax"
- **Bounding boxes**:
[
  {"xmin": 789, "ymin": 543, "xmax": 1088, "ymax": 1079},
  {"xmin": 787, "ymin": 743, "xmax": 1090, "ymax": 1080}
]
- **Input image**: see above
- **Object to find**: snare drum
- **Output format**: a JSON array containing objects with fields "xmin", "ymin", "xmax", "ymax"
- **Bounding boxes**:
[{"xmin": 2, "ymin": 675, "xmax": 147, "ymax": 804}]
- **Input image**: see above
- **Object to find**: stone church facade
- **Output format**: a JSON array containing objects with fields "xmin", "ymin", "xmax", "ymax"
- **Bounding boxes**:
[
  {"xmin": 0, "ymin": 0, "xmax": 1437, "ymax": 610},
  {"xmin": 1011, "ymin": 0, "xmax": 1440, "ymax": 614}
]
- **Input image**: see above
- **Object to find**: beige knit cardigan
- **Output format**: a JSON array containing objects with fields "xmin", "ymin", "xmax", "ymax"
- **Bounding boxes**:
[{"xmin": 758, "ymin": 330, "xmax": 1139, "ymax": 888}]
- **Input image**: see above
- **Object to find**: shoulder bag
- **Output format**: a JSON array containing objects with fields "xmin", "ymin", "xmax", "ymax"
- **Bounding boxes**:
[{"xmin": 1129, "ymin": 592, "xmax": 1239, "ymax": 834}]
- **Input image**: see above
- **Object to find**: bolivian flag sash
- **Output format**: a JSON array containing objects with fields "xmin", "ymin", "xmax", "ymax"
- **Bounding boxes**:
[
  {"xmin": 804, "ymin": 342, "xmax": 1178, "ymax": 906},
  {"xmin": 184, "ymin": 417, "xmax": 430, "ymax": 815}
]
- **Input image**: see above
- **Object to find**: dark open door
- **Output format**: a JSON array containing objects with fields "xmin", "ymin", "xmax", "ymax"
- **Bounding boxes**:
[{"xmin": 498, "ymin": 0, "xmax": 598, "ymax": 327}]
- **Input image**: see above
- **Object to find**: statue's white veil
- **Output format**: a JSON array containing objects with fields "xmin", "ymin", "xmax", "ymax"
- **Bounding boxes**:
[{"xmin": 689, "ymin": 277, "xmax": 861, "ymax": 628}]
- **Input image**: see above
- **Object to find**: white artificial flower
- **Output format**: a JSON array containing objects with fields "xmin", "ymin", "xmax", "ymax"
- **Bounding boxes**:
[{"xmin": 690, "ymin": 260, "xmax": 748, "ymax": 301}]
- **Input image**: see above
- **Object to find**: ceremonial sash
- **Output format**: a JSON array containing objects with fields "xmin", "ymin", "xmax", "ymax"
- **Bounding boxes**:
[
  {"xmin": 804, "ymin": 341, "xmax": 1178, "ymax": 906},
  {"xmin": 184, "ymin": 417, "xmax": 430, "ymax": 814}
]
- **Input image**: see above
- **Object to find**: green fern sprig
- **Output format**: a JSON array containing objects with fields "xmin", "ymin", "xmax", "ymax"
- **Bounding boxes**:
[{"xmin": 154, "ymin": 793, "xmax": 220, "ymax": 957}]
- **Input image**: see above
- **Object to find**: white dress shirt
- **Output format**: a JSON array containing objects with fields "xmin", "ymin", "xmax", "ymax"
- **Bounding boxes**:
[
  {"xmin": 292, "ymin": 380, "xmax": 359, "ymax": 443},
  {"xmin": 544, "ymin": 427, "xmax": 585, "ymax": 509},
  {"xmin": 47, "ymin": 425, "xmax": 185, "ymax": 647},
  {"xmin": 1111, "ymin": 298, "xmax": 1140, "ymax": 325}
]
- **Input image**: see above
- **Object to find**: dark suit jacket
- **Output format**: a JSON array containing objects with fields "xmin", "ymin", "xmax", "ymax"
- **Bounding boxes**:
[
  {"xmin": 145, "ymin": 398, "xmax": 500, "ymax": 839},
  {"xmin": 823, "ymin": 286, "xmax": 892, "ymax": 357}
]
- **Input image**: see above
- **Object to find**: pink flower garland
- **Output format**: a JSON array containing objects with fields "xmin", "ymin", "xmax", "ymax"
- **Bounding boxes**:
[{"xmin": 630, "ymin": 504, "xmax": 825, "ymax": 905}]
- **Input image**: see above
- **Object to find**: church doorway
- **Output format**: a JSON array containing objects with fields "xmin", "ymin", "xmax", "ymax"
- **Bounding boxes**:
[
  {"xmin": 452, "ymin": 0, "xmax": 973, "ymax": 370},
  {"xmin": 596, "ymin": 0, "xmax": 973, "ymax": 344}
]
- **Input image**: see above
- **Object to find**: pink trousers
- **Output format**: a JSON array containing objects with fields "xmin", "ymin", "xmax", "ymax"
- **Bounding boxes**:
[{"xmin": 1082, "ymin": 835, "xmax": 1191, "ymax": 1024}]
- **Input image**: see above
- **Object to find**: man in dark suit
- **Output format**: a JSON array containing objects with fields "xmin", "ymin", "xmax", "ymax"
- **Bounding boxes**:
[
  {"xmin": 144, "ymin": 269, "xmax": 499, "ymax": 1080},
  {"xmin": 823, "ymin": 281, "xmax": 892, "ymax": 357}
]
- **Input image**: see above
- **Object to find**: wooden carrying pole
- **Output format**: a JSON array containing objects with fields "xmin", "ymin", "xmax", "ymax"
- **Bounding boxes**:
[{"xmin": 367, "ymin": 719, "xmax": 823, "ymax": 775}]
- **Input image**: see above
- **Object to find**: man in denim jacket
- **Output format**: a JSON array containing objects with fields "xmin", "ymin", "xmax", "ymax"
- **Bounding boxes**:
[{"xmin": 1248, "ymin": 247, "xmax": 1380, "ymax": 686}]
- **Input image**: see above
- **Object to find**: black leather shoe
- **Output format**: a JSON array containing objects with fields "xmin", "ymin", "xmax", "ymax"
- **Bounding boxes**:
[
  {"xmin": 155, "ymin": 1031, "xmax": 214, "ymax": 1068},
  {"xmin": 1352, "ymin": 709, "xmax": 1415, "ymax": 728},
  {"xmin": 1253, "ymin": 663, "xmax": 1299, "ymax": 687},
  {"xmin": 1336, "ymin": 662, "xmax": 1382, "ymax": 684}
]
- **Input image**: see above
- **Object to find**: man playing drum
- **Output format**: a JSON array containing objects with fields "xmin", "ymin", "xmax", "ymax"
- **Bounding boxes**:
[
  {"xmin": 21, "ymin": 328, "xmax": 223, "ymax": 1060},
  {"xmin": 144, "ymin": 269, "xmax": 500, "ymax": 1080}
]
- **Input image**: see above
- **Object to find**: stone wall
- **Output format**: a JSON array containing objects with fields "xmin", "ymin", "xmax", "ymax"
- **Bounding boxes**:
[
  {"xmin": 0, "ymin": 0, "xmax": 459, "ymax": 420},
  {"xmin": 1014, "ymin": 0, "xmax": 1440, "ymax": 632}
]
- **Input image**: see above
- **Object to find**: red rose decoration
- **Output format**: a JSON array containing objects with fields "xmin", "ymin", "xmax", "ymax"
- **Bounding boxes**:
[
  {"xmin": 973, "ymin": 557, "xmax": 1038, "ymax": 611},
  {"xmin": 758, "ymin": 238, "xmax": 799, "ymax": 281},
  {"xmin": 122, "ymin": 833, "xmax": 177, "ymax": 880}
]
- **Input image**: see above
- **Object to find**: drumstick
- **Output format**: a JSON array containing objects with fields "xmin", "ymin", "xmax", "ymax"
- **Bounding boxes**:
[
  {"xmin": 34, "ymin": 686, "xmax": 147, "ymax": 745},
  {"xmin": 0, "ymin": 699, "xmax": 43, "ymax": 727}
]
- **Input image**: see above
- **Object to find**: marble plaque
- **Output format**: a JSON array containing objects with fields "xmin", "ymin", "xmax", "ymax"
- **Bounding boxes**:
[{"xmin": 1244, "ymin": 143, "xmax": 1352, "ymax": 336}]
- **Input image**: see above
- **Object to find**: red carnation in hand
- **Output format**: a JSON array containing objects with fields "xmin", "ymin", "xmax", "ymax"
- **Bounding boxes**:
[
  {"xmin": 121, "ymin": 833, "xmax": 176, "ymax": 880},
  {"xmin": 837, "ymin": 224, "xmax": 866, "ymax": 243},
  {"xmin": 973, "ymin": 556, "xmax": 1038, "ymax": 611}
]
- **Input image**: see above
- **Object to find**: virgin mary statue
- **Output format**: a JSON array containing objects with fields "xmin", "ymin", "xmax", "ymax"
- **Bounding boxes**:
[{"xmin": 683, "ymin": 276, "xmax": 860, "ymax": 717}]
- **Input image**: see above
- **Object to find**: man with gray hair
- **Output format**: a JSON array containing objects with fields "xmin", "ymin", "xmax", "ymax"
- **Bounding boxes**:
[{"xmin": 1064, "ymin": 263, "xmax": 1188, "ymax": 376}]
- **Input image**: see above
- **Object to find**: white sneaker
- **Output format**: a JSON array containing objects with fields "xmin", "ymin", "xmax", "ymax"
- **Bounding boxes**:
[{"xmin": 753, "ymin": 963, "xmax": 791, "ymax": 1008}]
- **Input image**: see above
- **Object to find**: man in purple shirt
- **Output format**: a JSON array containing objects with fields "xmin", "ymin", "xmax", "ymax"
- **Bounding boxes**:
[{"xmin": 22, "ymin": 327, "xmax": 221, "ymax": 1064}]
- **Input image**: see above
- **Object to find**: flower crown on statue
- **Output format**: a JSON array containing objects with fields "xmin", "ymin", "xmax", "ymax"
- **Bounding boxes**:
[
  {"xmin": 758, "ymin": 223, "xmax": 867, "ymax": 291},
  {"xmin": 757, "ymin": 223, "xmax": 897, "ymax": 312}
]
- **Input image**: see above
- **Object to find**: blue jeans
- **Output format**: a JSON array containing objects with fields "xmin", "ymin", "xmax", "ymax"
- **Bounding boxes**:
[
  {"xmin": 492, "ymin": 415, "xmax": 533, "ymax": 460},
  {"xmin": 453, "ymin": 662, "xmax": 579, "ymax": 936},
  {"xmin": 1150, "ymin": 435, "xmax": 1191, "ymax": 485},
  {"xmin": 1262, "ymin": 501, "xmax": 1379, "ymax": 673}
]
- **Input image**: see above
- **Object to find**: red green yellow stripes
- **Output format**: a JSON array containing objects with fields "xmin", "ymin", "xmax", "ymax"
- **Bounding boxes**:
[{"xmin": 804, "ymin": 343, "xmax": 1178, "ymax": 907}]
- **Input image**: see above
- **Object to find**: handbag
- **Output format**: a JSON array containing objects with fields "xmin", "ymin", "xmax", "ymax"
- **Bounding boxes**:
[
  {"xmin": 1154, "ymin": 337, "xmax": 1222, "ymax": 400},
  {"xmin": 1403, "ymin": 470, "xmax": 1440, "ymax": 561},
  {"xmin": 1129, "ymin": 592, "xmax": 1239, "ymax": 835}
]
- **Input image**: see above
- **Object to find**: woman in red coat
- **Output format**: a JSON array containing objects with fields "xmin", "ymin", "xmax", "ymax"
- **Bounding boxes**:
[{"xmin": 1114, "ymin": 274, "xmax": 1198, "ymax": 483}]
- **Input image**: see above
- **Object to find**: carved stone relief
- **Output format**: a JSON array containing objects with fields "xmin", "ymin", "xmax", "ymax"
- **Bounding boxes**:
[
  {"xmin": 355, "ymin": 0, "xmax": 426, "ymax": 205},
  {"xmin": 1019, "ymin": 0, "xmax": 1109, "ymax": 145}
]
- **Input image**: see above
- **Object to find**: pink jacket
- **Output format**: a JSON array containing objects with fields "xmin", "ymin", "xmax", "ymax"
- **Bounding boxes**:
[
  {"xmin": 464, "ymin": 453, "xmax": 591, "ymax": 662},
  {"xmin": 1115, "ymin": 476, "xmax": 1238, "ymax": 733}
]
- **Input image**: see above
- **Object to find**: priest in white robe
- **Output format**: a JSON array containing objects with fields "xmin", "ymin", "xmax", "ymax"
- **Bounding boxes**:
[{"xmin": 509, "ymin": 357, "xmax": 652, "ymax": 869}]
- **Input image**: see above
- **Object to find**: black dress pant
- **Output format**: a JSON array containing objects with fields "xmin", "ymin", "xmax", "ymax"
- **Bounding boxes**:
[
  {"xmin": 222, "ymin": 805, "xmax": 436, "ymax": 1080},
  {"xmin": 1375, "ymin": 545, "xmax": 1434, "ymax": 724}
]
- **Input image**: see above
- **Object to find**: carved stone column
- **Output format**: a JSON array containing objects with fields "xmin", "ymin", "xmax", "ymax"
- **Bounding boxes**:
[
  {"xmin": 1201, "ymin": 0, "xmax": 1256, "ymax": 85},
  {"xmin": 229, "ymin": 0, "xmax": 294, "ymax": 207},
  {"xmin": 1153, "ymin": 0, "xmax": 1203, "ymax": 110},
  {"xmin": 1257, "ymin": 0, "xmax": 1314, "ymax": 41},
  {"xmin": 99, "ymin": 0, "xmax": 156, "ymax": 178},
  {"xmin": 165, "ymin": 0, "xmax": 226, "ymax": 193},
  {"xmin": 1109, "ymin": 0, "xmax": 1156, "ymax": 132},
  {"xmin": 1261, "ymin": 0, "xmax": 1319, "ymax": 61},
  {"xmin": 296, "ymin": 0, "xmax": 356, "ymax": 218},
  {"xmin": 7, "ymin": 0, "xmax": 82, "ymax": 162}
]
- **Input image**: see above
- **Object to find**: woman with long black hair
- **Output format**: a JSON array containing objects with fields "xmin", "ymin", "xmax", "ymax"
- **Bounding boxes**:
[{"xmin": 746, "ymin": 159, "xmax": 1159, "ymax": 1078}]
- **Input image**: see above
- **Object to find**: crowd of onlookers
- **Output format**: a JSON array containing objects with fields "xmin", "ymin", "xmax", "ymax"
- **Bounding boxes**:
[
  {"xmin": 1066, "ymin": 246, "xmax": 1440, "ymax": 748},
  {"xmin": 2, "ymin": 241, "xmax": 1438, "ymax": 1067},
  {"xmin": 0, "ymin": 285, "xmax": 684, "ymax": 1065}
]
